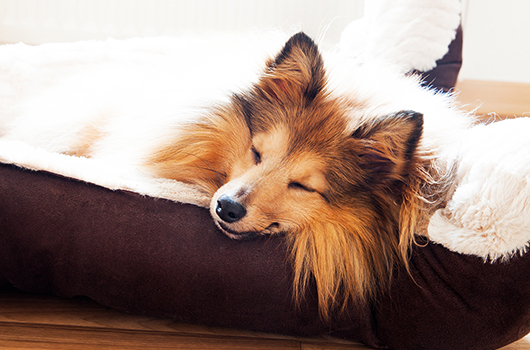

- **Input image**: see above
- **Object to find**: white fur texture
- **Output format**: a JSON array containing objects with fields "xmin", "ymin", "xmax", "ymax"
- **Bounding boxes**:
[
  {"xmin": 339, "ymin": 0, "xmax": 461, "ymax": 72},
  {"xmin": 428, "ymin": 117, "xmax": 530, "ymax": 260}
]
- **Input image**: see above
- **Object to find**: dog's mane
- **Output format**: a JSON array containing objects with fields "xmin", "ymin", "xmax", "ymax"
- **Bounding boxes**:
[
  {"xmin": 250, "ymin": 33, "xmax": 459, "ymax": 318},
  {"xmin": 288, "ymin": 134, "xmax": 455, "ymax": 319}
]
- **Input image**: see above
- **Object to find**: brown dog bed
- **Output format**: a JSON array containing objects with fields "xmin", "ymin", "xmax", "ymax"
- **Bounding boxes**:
[{"xmin": 2, "ymin": 27, "xmax": 530, "ymax": 350}]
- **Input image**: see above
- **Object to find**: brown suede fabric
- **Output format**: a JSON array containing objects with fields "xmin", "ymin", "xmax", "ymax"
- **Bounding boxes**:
[{"xmin": 2, "ymin": 28, "xmax": 530, "ymax": 349}]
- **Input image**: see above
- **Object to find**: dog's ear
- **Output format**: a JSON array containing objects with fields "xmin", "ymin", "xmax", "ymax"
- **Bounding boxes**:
[
  {"xmin": 257, "ymin": 32, "xmax": 325, "ymax": 104},
  {"xmin": 351, "ymin": 111, "xmax": 424, "ymax": 184}
]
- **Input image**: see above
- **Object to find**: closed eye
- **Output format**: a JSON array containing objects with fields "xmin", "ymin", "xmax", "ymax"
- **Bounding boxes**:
[
  {"xmin": 251, "ymin": 146, "xmax": 261, "ymax": 165},
  {"xmin": 288, "ymin": 182, "xmax": 315, "ymax": 192}
]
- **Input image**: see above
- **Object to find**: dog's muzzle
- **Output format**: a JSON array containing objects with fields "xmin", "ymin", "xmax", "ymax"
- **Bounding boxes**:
[{"xmin": 215, "ymin": 194, "xmax": 247, "ymax": 223}]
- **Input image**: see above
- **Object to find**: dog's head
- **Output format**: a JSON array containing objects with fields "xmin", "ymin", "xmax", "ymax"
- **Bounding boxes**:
[
  {"xmin": 212, "ymin": 32, "xmax": 422, "ymax": 237},
  {"xmin": 209, "ymin": 33, "xmax": 424, "ymax": 316}
]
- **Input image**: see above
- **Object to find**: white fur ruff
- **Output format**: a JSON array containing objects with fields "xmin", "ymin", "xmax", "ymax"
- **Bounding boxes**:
[{"xmin": 428, "ymin": 117, "xmax": 530, "ymax": 261}]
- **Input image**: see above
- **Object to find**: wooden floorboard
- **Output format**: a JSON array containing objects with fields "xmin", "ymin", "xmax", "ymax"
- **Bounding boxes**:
[
  {"xmin": 0, "ymin": 323, "xmax": 301, "ymax": 350},
  {"xmin": 2, "ymin": 289, "xmax": 530, "ymax": 349},
  {"xmin": 455, "ymin": 80, "xmax": 530, "ymax": 119},
  {"xmin": 501, "ymin": 336, "xmax": 530, "ymax": 350},
  {"xmin": 0, "ymin": 290, "xmax": 369, "ymax": 349}
]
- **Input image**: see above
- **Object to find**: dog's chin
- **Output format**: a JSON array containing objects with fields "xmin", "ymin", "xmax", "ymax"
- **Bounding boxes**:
[
  {"xmin": 216, "ymin": 222, "xmax": 260, "ymax": 240},
  {"xmin": 215, "ymin": 221, "xmax": 283, "ymax": 241}
]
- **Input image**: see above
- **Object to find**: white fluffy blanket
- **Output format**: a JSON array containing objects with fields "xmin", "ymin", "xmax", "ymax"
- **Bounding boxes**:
[
  {"xmin": 340, "ymin": 0, "xmax": 461, "ymax": 72},
  {"xmin": 428, "ymin": 117, "xmax": 530, "ymax": 260}
]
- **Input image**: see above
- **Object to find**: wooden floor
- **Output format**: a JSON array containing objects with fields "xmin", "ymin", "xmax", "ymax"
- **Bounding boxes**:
[
  {"xmin": 0, "ymin": 289, "xmax": 368, "ymax": 350},
  {"xmin": 455, "ymin": 79, "xmax": 530, "ymax": 119},
  {"xmin": 1, "ymin": 289, "xmax": 530, "ymax": 350},
  {"xmin": 1, "ymin": 81, "xmax": 529, "ymax": 349}
]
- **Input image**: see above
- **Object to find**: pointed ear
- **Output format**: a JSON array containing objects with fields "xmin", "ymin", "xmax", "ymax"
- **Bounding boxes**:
[
  {"xmin": 352, "ymin": 111, "xmax": 423, "ymax": 183},
  {"xmin": 258, "ymin": 32, "xmax": 325, "ymax": 104}
]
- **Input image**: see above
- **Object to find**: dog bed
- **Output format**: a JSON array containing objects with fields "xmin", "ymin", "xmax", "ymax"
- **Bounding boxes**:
[{"xmin": 2, "ymin": 17, "xmax": 530, "ymax": 350}]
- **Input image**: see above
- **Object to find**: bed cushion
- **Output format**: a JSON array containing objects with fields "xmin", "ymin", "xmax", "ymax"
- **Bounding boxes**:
[
  {"xmin": 2, "ymin": 161, "xmax": 530, "ymax": 350},
  {"xmin": 3, "ymin": 26, "xmax": 530, "ymax": 350}
]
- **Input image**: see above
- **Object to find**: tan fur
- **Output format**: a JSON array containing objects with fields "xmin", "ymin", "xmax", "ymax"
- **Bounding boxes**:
[
  {"xmin": 145, "ymin": 33, "xmax": 438, "ymax": 319},
  {"xmin": 146, "ymin": 105, "xmax": 251, "ymax": 197},
  {"xmin": 66, "ymin": 114, "xmax": 111, "ymax": 158}
]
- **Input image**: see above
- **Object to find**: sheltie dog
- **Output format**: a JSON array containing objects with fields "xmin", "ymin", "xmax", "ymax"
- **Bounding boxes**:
[{"xmin": 1, "ymin": 32, "xmax": 528, "ymax": 319}]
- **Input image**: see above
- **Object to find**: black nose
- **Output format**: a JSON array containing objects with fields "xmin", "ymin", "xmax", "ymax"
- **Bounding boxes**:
[{"xmin": 216, "ymin": 195, "xmax": 247, "ymax": 223}]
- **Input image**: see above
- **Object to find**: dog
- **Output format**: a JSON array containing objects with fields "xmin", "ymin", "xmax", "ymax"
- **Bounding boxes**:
[{"xmin": 1, "ymin": 32, "xmax": 528, "ymax": 319}]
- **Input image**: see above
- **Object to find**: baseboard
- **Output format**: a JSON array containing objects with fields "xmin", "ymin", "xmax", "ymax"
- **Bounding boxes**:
[{"xmin": 455, "ymin": 80, "xmax": 530, "ymax": 118}]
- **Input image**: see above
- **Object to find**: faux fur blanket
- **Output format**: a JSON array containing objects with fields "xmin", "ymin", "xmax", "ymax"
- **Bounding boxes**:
[{"xmin": 339, "ymin": 0, "xmax": 461, "ymax": 72}]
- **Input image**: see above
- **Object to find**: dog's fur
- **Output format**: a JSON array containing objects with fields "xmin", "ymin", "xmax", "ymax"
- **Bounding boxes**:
[{"xmin": 2, "ymin": 32, "xmax": 528, "ymax": 319}]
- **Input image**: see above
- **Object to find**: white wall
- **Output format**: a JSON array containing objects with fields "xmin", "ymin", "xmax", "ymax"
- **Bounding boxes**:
[
  {"xmin": 460, "ymin": 0, "xmax": 530, "ymax": 83},
  {"xmin": 0, "ymin": 0, "xmax": 363, "ymax": 46}
]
